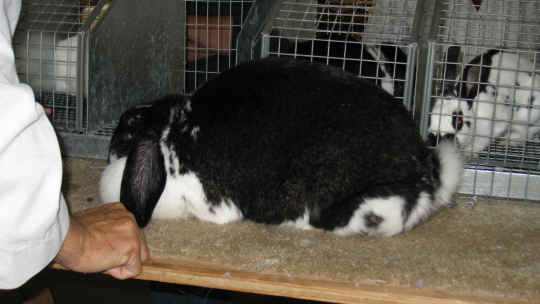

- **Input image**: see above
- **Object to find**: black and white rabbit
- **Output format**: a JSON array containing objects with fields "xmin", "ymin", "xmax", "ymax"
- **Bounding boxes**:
[
  {"xmin": 100, "ymin": 57, "xmax": 463, "ymax": 237},
  {"xmin": 428, "ymin": 49, "xmax": 540, "ymax": 154}
]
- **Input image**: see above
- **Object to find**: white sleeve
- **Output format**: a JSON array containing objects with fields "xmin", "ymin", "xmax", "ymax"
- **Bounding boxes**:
[{"xmin": 0, "ymin": 0, "xmax": 70, "ymax": 289}]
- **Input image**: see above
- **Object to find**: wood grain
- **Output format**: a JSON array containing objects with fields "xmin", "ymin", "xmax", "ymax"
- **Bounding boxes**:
[{"xmin": 52, "ymin": 257, "xmax": 535, "ymax": 304}]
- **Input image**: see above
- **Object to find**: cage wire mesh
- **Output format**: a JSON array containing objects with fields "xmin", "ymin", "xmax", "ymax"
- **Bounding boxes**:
[
  {"xmin": 182, "ymin": 0, "xmax": 254, "ymax": 93},
  {"xmin": 422, "ymin": 0, "xmax": 540, "ymax": 200},
  {"xmin": 13, "ymin": 0, "xmax": 251, "ymax": 158},
  {"xmin": 252, "ymin": 0, "xmax": 419, "ymax": 110},
  {"xmin": 14, "ymin": 0, "xmax": 107, "ymax": 133}
]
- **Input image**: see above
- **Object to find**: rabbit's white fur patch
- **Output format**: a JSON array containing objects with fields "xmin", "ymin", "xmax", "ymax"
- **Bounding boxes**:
[
  {"xmin": 333, "ymin": 196, "xmax": 405, "ymax": 237},
  {"xmin": 99, "ymin": 156, "xmax": 127, "ymax": 203},
  {"xmin": 280, "ymin": 209, "xmax": 313, "ymax": 230},
  {"xmin": 151, "ymin": 139, "xmax": 244, "ymax": 224},
  {"xmin": 151, "ymin": 170, "xmax": 244, "ymax": 224},
  {"xmin": 403, "ymin": 192, "xmax": 433, "ymax": 232},
  {"xmin": 150, "ymin": 172, "xmax": 191, "ymax": 221},
  {"xmin": 435, "ymin": 142, "xmax": 464, "ymax": 205}
]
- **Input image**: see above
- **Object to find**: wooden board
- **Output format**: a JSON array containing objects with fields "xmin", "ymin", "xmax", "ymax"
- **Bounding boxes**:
[{"xmin": 52, "ymin": 258, "xmax": 535, "ymax": 304}]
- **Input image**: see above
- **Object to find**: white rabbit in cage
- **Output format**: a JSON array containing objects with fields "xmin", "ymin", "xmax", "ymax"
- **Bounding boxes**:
[
  {"xmin": 14, "ymin": 31, "xmax": 80, "ymax": 96},
  {"xmin": 428, "ymin": 49, "xmax": 540, "ymax": 155}
]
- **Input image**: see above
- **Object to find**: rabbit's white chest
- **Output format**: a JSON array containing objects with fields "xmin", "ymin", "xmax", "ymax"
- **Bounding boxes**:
[
  {"xmin": 153, "ymin": 140, "xmax": 244, "ymax": 224},
  {"xmin": 100, "ymin": 157, "xmax": 127, "ymax": 204}
]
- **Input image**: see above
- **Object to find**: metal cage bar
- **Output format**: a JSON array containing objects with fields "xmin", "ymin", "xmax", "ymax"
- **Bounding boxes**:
[
  {"xmin": 182, "ymin": 0, "xmax": 254, "ymax": 94},
  {"xmin": 246, "ymin": 0, "xmax": 420, "ymax": 111}
]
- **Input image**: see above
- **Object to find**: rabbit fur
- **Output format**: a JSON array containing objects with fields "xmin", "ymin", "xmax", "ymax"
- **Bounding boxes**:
[
  {"xmin": 100, "ymin": 57, "xmax": 463, "ymax": 237},
  {"xmin": 428, "ymin": 50, "xmax": 540, "ymax": 154}
]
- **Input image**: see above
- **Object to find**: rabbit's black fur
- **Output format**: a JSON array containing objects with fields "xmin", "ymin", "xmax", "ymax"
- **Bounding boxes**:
[{"xmin": 101, "ymin": 57, "xmax": 462, "ymax": 236}]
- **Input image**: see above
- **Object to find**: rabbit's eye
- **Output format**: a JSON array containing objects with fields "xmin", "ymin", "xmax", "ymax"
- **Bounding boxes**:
[
  {"xmin": 127, "ymin": 114, "xmax": 144, "ymax": 126},
  {"xmin": 452, "ymin": 110, "xmax": 464, "ymax": 131}
]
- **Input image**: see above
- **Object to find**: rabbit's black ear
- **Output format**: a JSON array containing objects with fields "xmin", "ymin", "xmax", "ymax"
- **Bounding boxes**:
[
  {"xmin": 463, "ymin": 64, "xmax": 481, "ymax": 99},
  {"xmin": 461, "ymin": 50, "xmax": 500, "ymax": 99},
  {"xmin": 378, "ymin": 45, "xmax": 408, "ymax": 66},
  {"xmin": 120, "ymin": 131, "xmax": 166, "ymax": 227}
]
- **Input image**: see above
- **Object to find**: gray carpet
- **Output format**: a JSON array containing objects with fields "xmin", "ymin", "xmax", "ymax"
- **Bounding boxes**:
[{"xmin": 63, "ymin": 157, "xmax": 540, "ymax": 302}]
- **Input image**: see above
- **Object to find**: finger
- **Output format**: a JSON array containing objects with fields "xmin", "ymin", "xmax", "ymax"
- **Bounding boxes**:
[
  {"xmin": 107, "ymin": 202, "xmax": 127, "ymax": 211},
  {"xmin": 104, "ymin": 246, "xmax": 143, "ymax": 279},
  {"xmin": 125, "ymin": 247, "xmax": 143, "ymax": 277},
  {"xmin": 80, "ymin": 205, "xmax": 135, "ymax": 226},
  {"xmin": 74, "ymin": 202, "xmax": 124, "ymax": 218},
  {"xmin": 141, "ymin": 243, "xmax": 149, "ymax": 262},
  {"xmin": 105, "ymin": 266, "xmax": 137, "ymax": 280}
]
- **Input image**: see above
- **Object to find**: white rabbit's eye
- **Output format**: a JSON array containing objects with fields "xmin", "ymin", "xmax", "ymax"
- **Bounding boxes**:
[
  {"xmin": 452, "ymin": 110, "xmax": 464, "ymax": 131},
  {"xmin": 488, "ymin": 85, "xmax": 498, "ymax": 97}
]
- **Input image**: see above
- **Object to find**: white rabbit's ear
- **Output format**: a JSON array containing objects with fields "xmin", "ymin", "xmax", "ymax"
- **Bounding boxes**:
[{"xmin": 120, "ymin": 130, "xmax": 166, "ymax": 227}]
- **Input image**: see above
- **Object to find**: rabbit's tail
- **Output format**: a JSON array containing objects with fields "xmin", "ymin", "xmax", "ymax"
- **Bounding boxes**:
[{"xmin": 398, "ymin": 142, "xmax": 463, "ymax": 234}]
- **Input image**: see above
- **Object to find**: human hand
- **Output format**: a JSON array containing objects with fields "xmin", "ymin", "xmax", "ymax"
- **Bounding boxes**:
[{"xmin": 55, "ymin": 202, "xmax": 149, "ymax": 279}]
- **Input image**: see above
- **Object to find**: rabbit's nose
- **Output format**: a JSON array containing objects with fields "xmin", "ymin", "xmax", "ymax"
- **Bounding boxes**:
[
  {"xmin": 442, "ymin": 133, "xmax": 455, "ymax": 142},
  {"xmin": 427, "ymin": 133, "xmax": 455, "ymax": 147},
  {"xmin": 427, "ymin": 133, "xmax": 439, "ymax": 147}
]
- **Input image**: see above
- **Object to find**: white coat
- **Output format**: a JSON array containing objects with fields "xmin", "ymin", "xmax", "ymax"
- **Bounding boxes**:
[{"xmin": 0, "ymin": 0, "xmax": 69, "ymax": 289}]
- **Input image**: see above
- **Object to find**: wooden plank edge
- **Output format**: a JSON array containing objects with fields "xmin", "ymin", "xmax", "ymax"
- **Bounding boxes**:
[{"xmin": 51, "ymin": 257, "xmax": 537, "ymax": 304}]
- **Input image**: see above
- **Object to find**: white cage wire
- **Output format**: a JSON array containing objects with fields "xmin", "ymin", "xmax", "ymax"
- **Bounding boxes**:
[
  {"xmin": 14, "ymin": 0, "xmax": 107, "ymax": 133},
  {"xmin": 13, "ymin": 0, "xmax": 252, "ymax": 158},
  {"xmin": 182, "ymin": 0, "xmax": 254, "ymax": 93},
  {"xmin": 246, "ymin": 0, "xmax": 420, "ymax": 111},
  {"xmin": 422, "ymin": 0, "xmax": 540, "ymax": 200}
]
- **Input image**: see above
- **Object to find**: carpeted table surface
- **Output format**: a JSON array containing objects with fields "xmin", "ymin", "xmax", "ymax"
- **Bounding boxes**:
[{"xmin": 63, "ymin": 157, "xmax": 540, "ymax": 302}]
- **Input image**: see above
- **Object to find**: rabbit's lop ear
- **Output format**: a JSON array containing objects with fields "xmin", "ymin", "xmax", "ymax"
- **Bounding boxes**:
[{"xmin": 120, "ymin": 130, "xmax": 166, "ymax": 227}]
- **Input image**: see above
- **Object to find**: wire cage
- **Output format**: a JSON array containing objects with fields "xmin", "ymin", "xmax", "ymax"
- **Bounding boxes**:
[
  {"xmin": 14, "ymin": 0, "xmax": 104, "ymax": 133},
  {"xmin": 236, "ymin": 0, "xmax": 420, "ymax": 111},
  {"xmin": 421, "ymin": 0, "xmax": 540, "ymax": 200},
  {"xmin": 13, "ymin": 0, "xmax": 254, "ymax": 158},
  {"xmin": 182, "ymin": 0, "xmax": 254, "ymax": 94},
  {"xmin": 13, "ymin": 0, "xmax": 118, "ymax": 158}
]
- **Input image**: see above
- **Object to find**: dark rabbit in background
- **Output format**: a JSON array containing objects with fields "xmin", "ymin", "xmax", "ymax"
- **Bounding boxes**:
[
  {"xmin": 270, "ymin": 34, "xmax": 409, "ymax": 99},
  {"xmin": 100, "ymin": 57, "xmax": 463, "ymax": 237}
]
